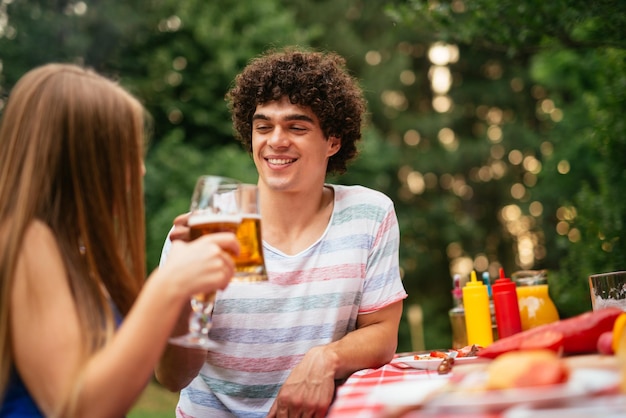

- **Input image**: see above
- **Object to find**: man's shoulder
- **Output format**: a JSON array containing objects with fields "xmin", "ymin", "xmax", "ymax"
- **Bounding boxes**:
[{"xmin": 331, "ymin": 184, "xmax": 394, "ymax": 207}]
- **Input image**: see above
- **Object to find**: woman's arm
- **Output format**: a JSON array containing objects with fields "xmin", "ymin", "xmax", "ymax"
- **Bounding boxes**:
[
  {"xmin": 10, "ymin": 220, "xmax": 237, "ymax": 417},
  {"xmin": 154, "ymin": 212, "xmax": 209, "ymax": 391}
]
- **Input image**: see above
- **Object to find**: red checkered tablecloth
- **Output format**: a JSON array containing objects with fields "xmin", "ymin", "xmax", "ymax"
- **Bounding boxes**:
[
  {"xmin": 327, "ymin": 358, "xmax": 626, "ymax": 418},
  {"xmin": 327, "ymin": 363, "xmax": 447, "ymax": 417}
]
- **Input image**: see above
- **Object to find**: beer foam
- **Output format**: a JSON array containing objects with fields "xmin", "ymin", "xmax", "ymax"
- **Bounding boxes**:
[
  {"xmin": 594, "ymin": 296, "xmax": 626, "ymax": 311},
  {"xmin": 189, "ymin": 213, "xmax": 242, "ymax": 226}
]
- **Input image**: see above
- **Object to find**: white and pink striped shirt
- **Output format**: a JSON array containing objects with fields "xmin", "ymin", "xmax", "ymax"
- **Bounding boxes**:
[{"xmin": 161, "ymin": 184, "xmax": 407, "ymax": 417}]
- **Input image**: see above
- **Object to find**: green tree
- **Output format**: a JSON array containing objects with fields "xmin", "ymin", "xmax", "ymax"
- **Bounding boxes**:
[
  {"xmin": 109, "ymin": 0, "xmax": 312, "ymax": 269},
  {"xmin": 284, "ymin": 0, "xmax": 626, "ymax": 348},
  {"xmin": 4, "ymin": 0, "xmax": 622, "ymax": 353},
  {"xmin": 0, "ymin": 0, "xmax": 312, "ymax": 272},
  {"xmin": 281, "ymin": 0, "xmax": 544, "ymax": 349},
  {"xmin": 387, "ymin": 0, "xmax": 626, "ymax": 322},
  {"xmin": 0, "ymin": 1, "xmax": 144, "ymax": 86}
]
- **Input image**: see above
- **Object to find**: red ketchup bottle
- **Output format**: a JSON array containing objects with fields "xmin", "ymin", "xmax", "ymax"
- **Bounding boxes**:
[{"xmin": 491, "ymin": 268, "xmax": 523, "ymax": 339}]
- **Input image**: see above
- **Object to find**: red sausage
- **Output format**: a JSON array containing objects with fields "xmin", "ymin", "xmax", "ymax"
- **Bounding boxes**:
[
  {"xmin": 519, "ymin": 330, "xmax": 564, "ymax": 353},
  {"xmin": 478, "ymin": 307, "xmax": 622, "ymax": 359},
  {"xmin": 597, "ymin": 331, "xmax": 614, "ymax": 355},
  {"xmin": 479, "ymin": 329, "xmax": 564, "ymax": 359},
  {"xmin": 554, "ymin": 307, "xmax": 622, "ymax": 352}
]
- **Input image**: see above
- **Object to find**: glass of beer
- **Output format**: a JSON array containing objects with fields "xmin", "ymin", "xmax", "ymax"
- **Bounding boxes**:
[
  {"xmin": 169, "ymin": 175, "xmax": 242, "ymax": 350},
  {"xmin": 232, "ymin": 184, "xmax": 268, "ymax": 282}
]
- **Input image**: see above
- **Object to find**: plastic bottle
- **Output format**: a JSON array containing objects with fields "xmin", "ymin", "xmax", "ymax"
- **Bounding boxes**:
[
  {"xmin": 462, "ymin": 270, "xmax": 494, "ymax": 346},
  {"xmin": 449, "ymin": 274, "xmax": 468, "ymax": 349},
  {"xmin": 482, "ymin": 271, "xmax": 498, "ymax": 341},
  {"xmin": 491, "ymin": 268, "xmax": 523, "ymax": 338}
]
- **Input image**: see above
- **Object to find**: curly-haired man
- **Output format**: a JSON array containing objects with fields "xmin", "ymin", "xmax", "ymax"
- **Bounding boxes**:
[{"xmin": 156, "ymin": 47, "xmax": 407, "ymax": 418}]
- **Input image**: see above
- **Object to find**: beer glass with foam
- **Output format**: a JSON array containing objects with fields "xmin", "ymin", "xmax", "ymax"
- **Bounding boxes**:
[{"xmin": 169, "ymin": 175, "xmax": 242, "ymax": 350}]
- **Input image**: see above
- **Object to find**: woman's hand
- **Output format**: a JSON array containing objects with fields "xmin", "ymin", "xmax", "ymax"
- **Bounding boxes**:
[
  {"xmin": 169, "ymin": 212, "xmax": 192, "ymax": 242},
  {"xmin": 160, "ymin": 232, "xmax": 240, "ymax": 297}
]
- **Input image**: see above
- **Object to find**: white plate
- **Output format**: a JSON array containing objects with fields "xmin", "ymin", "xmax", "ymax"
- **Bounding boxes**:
[
  {"xmin": 424, "ymin": 368, "xmax": 621, "ymax": 414},
  {"xmin": 367, "ymin": 376, "xmax": 451, "ymax": 408},
  {"xmin": 391, "ymin": 353, "xmax": 486, "ymax": 371}
]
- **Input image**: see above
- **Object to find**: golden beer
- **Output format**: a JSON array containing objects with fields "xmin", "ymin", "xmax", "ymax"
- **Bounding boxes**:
[
  {"xmin": 188, "ymin": 212, "xmax": 267, "ymax": 282},
  {"xmin": 189, "ymin": 213, "xmax": 241, "ymax": 239},
  {"xmin": 233, "ymin": 214, "xmax": 267, "ymax": 282},
  {"xmin": 168, "ymin": 175, "xmax": 246, "ymax": 350},
  {"xmin": 188, "ymin": 214, "xmax": 242, "ymax": 305}
]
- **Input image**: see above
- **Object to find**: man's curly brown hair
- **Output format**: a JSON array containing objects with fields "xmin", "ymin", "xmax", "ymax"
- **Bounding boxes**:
[{"xmin": 226, "ymin": 47, "xmax": 367, "ymax": 175}]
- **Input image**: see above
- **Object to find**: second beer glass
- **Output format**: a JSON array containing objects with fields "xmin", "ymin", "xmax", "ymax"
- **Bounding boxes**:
[
  {"xmin": 169, "ymin": 176, "xmax": 268, "ymax": 350},
  {"xmin": 232, "ymin": 184, "xmax": 268, "ymax": 282}
]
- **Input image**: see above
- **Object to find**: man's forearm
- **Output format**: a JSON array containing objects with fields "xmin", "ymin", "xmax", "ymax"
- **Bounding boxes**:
[
  {"xmin": 325, "ymin": 301, "xmax": 403, "ymax": 379},
  {"xmin": 155, "ymin": 305, "xmax": 207, "ymax": 391}
]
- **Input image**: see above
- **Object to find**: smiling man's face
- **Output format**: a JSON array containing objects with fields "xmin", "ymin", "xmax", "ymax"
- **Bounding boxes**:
[{"xmin": 251, "ymin": 97, "xmax": 340, "ymax": 193}]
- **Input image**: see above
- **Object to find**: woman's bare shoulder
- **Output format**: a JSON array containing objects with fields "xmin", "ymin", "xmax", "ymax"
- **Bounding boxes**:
[
  {"xmin": 24, "ymin": 218, "xmax": 56, "ymax": 242},
  {"xmin": 17, "ymin": 219, "xmax": 67, "ymax": 286},
  {"xmin": 0, "ymin": 218, "xmax": 59, "ymax": 263}
]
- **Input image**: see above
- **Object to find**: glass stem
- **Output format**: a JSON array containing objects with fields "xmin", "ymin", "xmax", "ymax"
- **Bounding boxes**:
[{"xmin": 189, "ymin": 300, "xmax": 214, "ymax": 339}]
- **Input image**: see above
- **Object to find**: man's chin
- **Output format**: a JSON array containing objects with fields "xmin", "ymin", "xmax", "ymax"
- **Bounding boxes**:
[{"xmin": 261, "ymin": 177, "xmax": 292, "ymax": 192}]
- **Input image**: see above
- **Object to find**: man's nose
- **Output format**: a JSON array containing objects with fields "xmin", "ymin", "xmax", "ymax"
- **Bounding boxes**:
[{"xmin": 267, "ymin": 126, "xmax": 290, "ymax": 148}]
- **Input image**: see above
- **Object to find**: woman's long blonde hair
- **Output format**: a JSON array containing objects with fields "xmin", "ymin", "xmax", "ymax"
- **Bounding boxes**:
[{"xmin": 0, "ymin": 64, "xmax": 147, "ymax": 405}]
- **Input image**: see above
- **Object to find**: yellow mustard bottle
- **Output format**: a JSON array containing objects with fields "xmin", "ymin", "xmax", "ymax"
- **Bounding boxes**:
[
  {"xmin": 512, "ymin": 269, "xmax": 559, "ymax": 331},
  {"xmin": 462, "ymin": 270, "xmax": 494, "ymax": 347}
]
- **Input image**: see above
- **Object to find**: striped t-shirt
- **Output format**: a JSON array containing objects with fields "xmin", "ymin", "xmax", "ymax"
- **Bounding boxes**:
[{"xmin": 160, "ymin": 184, "xmax": 407, "ymax": 417}]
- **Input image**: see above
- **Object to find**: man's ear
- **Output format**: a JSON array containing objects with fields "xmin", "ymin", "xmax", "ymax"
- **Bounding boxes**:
[{"xmin": 327, "ymin": 136, "xmax": 341, "ymax": 157}]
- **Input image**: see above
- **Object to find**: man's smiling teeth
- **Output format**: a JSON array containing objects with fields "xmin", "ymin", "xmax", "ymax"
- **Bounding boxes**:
[{"xmin": 267, "ymin": 158, "xmax": 295, "ymax": 165}]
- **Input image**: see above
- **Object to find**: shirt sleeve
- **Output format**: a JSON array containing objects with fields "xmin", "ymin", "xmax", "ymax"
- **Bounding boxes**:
[{"xmin": 360, "ymin": 199, "xmax": 407, "ymax": 314}]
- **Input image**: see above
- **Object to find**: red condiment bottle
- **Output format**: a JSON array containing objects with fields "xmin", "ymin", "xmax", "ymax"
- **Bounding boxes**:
[{"xmin": 491, "ymin": 268, "xmax": 522, "ymax": 338}]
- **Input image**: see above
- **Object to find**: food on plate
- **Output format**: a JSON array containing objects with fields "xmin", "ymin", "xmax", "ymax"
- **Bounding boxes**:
[
  {"xmin": 422, "ymin": 350, "xmax": 448, "ymax": 360},
  {"xmin": 478, "ymin": 307, "xmax": 622, "ymax": 359},
  {"xmin": 409, "ymin": 345, "xmax": 483, "ymax": 375},
  {"xmin": 437, "ymin": 355, "xmax": 455, "ymax": 375},
  {"xmin": 457, "ymin": 344, "xmax": 481, "ymax": 357},
  {"xmin": 484, "ymin": 350, "xmax": 569, "ymax": 390},
  {"xmin": 414, "ymin": 344, "xmax": 481, "ymax": 361},
  {"xmin": 597, "ymin": 330, "xmax": 614, "ymax": 354}
]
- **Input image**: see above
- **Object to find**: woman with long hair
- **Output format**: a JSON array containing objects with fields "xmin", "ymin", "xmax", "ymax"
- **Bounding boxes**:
[{"xmin": 0, "ymin": 63, "xmax": 239, "ymax": 417}]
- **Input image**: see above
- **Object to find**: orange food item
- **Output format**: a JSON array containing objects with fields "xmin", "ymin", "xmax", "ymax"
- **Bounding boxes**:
[
  {"xmin": 614, "ymin": 312, "xmax": 626, "ymax": 393},
  {"xmin": 484, "ymin": 350, "xmax": 569, "ymax": 390},
  {"xmin": 612, "ymin": 312, "xmax": 626, "ymax": 354}
]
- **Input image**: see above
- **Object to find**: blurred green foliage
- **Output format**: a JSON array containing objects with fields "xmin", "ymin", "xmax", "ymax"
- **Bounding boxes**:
[
  {"xmin": 387, "ymin": 0, "xmax": 626, "ymax": 348},
  {"xmin": 1, "ymin": 0, "xmax": 624, "ymax": 354}
]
